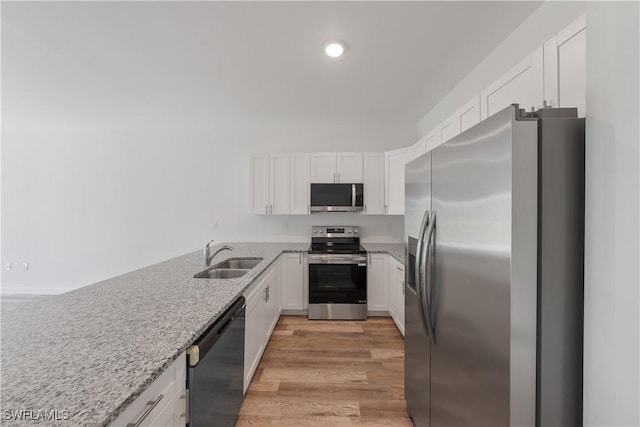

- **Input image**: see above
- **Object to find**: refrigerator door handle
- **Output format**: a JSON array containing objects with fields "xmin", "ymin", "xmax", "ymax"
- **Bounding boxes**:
[
  {"xmin": 415, "ymin": 210, "xmax": 431, "ymax": 338},
  {"xmin": 422, "ymin": 211, "xmax": 437, "ymax": 344}
]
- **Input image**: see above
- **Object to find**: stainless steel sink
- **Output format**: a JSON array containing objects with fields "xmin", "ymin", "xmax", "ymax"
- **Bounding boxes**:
[
  {"xmin": 194, "ymin": 268, "xmax": 250, "ymax": 279},
  {"xmin": 193, "ymin": 257, "xmax": 263, "ymax": 279},
  {"xmin": 211, "ymin": 258, "xmax": 263, "ymax": 270}
]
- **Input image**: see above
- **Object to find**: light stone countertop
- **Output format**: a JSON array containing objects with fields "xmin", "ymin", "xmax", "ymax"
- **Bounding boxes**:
[
  {"xmin": 362, "ymin": 243, "xmax": 405, "ymax": 264},
  {"xmin": 0, "ymin": 241, "xmax": 403, "ymax": 426}
]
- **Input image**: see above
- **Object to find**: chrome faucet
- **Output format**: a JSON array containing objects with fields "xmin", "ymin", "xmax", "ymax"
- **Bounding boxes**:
[{"xmin": 204, "ymin": 240, "xmax": 233, "ymax": 266}]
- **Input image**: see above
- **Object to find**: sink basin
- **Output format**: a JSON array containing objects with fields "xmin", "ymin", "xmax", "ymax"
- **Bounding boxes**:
[
  {"xmin": 194, "ymin": 268, "xmax": 250, "ymax": 279},
  {"xmin": 193, "ymin": 257, "xmax": 263, "ymax": 279},
  {"xmin": 211, "ymin": 258, "xmax": 263, "ymax": 270}
]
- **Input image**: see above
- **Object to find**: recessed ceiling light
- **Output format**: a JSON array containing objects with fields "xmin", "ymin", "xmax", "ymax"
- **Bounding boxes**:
[{"xmin": 324, "ymin": 41, "xmax": 345, "ymax": 58}]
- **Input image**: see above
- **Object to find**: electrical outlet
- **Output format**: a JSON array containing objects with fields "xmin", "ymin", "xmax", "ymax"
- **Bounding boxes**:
[
  {"xmin": 5, "ymin": 262, "xmax": 11, "ymax": 271},
  {"xmin": 22, "ymin": 262, "xmax": 29, "ymax": 271}
]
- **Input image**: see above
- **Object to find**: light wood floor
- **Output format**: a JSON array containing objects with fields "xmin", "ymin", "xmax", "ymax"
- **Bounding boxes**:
[{"xmin": 237, "ymin": 316, "xmax": 413, "ymax": 427}]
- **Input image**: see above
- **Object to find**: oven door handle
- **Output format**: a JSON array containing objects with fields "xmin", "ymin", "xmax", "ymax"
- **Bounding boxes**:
[{"xmin": 308, "ymin": 254, "xmax": 367, "ymax": 264}]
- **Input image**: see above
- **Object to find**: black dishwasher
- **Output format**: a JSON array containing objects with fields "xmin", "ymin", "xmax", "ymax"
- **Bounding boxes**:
[{"xmin": 186, "ymin": 296, "xmax": 245, "ymax": 426}]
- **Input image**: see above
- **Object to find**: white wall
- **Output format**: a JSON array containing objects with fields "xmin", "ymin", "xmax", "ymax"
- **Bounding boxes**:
[
  {"xmin": 583, "ymin": 2, "xmax": 639, "ymax": 425},
  {"xmin": 417, "ymin": 1, "xmax": 586, "ymax": 137},
  {"xmin": 1, "ymin": 118, "xmax": 413, "ymax": 294}
]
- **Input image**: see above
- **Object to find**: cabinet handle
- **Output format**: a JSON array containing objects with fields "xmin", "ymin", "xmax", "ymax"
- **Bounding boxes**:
[
  {"xmin": 127, "ymin": 394, "xmax": 164, "ymax": 427},
  {"xmin": 333, "ymin": 172, "xmax": 336, "ymax": 183},
  {"xmin": 267, "ymin": 285, "xmax": 270, "ymax": 302},
  {"xmin": 338, "ymin": 173, "xmax": 340, "ymax": 182},
  {"xmin": 264, "ymin": 287, "xmax": 268, "ymax": 303},
  {"xmin": 308, "ymin": 204, "xmax": 310, "ymax": 214},
  {"xmin": 299, "ymin": 253, "xmax": 302, "ymax": 264},
  {"xmin": 265, "ymin": 205, "xmax": 268, "ymax": 214},
  {"xmin": 396, "ymin": 265, "xmax": 403, "ymax": 271}
]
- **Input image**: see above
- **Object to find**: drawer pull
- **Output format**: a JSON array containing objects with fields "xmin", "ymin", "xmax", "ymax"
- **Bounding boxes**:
[{"xmin": 127, "ymin": 393, "xmax": 164, "ymax": 427}]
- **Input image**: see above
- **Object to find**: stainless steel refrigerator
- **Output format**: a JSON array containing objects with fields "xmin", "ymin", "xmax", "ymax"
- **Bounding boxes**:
[{"xmin": 404, "ymin": 105, "xmax": 584, "ymax": 427}]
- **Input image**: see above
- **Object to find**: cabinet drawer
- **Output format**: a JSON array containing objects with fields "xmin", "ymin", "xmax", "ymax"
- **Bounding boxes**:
[{"xmin": 110, "ymin": 352, "xmax": 186, "ymax": 427}]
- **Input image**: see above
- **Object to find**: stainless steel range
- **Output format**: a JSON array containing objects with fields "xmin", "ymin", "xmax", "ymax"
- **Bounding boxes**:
[{"xmin": 308, "ymin": 226, "xmax": 367, "ymax": 320}]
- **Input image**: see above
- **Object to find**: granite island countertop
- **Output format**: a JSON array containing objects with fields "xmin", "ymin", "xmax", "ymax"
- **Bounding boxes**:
[{"xmin": 0, "ymin": 241, "xmax": 403, "ymax": 426}]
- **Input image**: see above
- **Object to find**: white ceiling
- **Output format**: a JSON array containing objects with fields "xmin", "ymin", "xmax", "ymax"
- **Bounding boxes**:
[{"xmin": 2, "ymin": 1, "xmax": 542, "ymax": 125}]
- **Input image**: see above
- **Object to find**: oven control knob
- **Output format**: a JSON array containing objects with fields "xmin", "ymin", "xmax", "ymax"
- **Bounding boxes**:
[{"xmin": 354, "ymin": 229, "xmax": 358, "ymax": 234}]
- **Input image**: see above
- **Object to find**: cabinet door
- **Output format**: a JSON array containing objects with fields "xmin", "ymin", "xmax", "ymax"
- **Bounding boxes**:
[
  {"xmin": 543, "ymin": 15, "xmax": 586, "ymax": 117},
  {"xmin": 281, "ymin": 253, "xmax": 304, "ymax": 310},
  {"xmin": 412, "ymin": 139, "xmax": 427, "ymax": 159},
  {"xmin": 363, "ymin": 152, "xmax": 385, "ymax": 215},
  {"xmin": 290, "ymin": 153, "xmax": 311, "ymax": 214},
  {"xmin": 269, "ymin": 153, "xmax": 290, "ymax": 215},
  {"xmin": 557, "ymin": 16, "xmax": 586, "ymax": 116},
  {"xmin": 423, "ymin": 130, "xmax": 441, "ymax": 153},
  {"xmin": 251, "ymin": 155, "xmax": 269, "ymax": 215},
  {"xmin": 336, "ymin": 152, "xmax": 363, "ymax": 183},
  {"xmin": 367, "ymin": 253, "xmax": 388, "ymax": 311},
  {"xmin": 480, "ymin": 47, "xmax": 544, "ymax": 120},
  {"xmin": 264, "ymin": 264, "xmax": 281, "ymax": 340},
  {"xmin": 389, "ymin": 258, "xmax": 405, "ymax": 336},
  {"xmin": 244, "ymin": 291, "xmax": 265, "ymax": 392},
  {"xmin": 310, "ymin": 152, "xmax": 337, "ymax": 183},
  {"xmin": 385, "ymin": 147, "xmax": 412, "ymax": 215},
  {"xmin": 458, "ymin": 94, "xmax": 481, "ymax": 133},
  {"xmin": 439, "ymin": 112, "xmax": 460, "ymax": 145}
]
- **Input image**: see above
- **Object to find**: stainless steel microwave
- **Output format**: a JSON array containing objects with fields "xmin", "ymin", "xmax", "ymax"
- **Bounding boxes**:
[{"xmin": 310, "ymin": 183, "xmax": 364, "ymax": 212}]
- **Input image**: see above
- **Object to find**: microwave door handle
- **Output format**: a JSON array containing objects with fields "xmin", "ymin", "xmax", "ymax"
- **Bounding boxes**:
[{"xmin": 352, "ymin": 184, "xmax": 356, "ymax": 207}]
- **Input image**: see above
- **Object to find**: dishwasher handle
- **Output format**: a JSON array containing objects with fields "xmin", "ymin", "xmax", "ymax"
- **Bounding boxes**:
[{"xmin": 187, "ymin": 296, "xmax": 246, "ymax": 367}]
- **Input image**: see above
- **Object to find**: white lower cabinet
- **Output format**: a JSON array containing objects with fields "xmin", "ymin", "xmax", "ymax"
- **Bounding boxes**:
[
  {"xmin": 281, "ymin": 252, "xmax": 305, "ymax": 310},
  {"xmin": 388, "ymin": 257, "xmax": 405, "ymax": 336},
  {"xmin": 367, "ymin": 253, "xmax": 388, "ymax": 312},
  {"xmin": 110, "ymin": 353, "xmax": 186, "ymax": 427},
  {"xmin": 243, "ymin": 259, "xmax": 282, "ymax": 393}
]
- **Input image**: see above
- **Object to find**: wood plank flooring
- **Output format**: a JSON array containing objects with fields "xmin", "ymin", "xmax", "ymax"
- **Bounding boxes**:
[{"xmin": 237, "ymin": 316, "xmax": 413, "ymax": 427}]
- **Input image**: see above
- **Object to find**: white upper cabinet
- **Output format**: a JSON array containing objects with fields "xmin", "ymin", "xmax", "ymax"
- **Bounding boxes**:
[
  {"xmin": 336, "ymin": 152, "xmax": 363, "ymax": 183},
  {"xmin": 439, "ymin": 112, "xmax": 461, "ymax": 145},
  {"xmin": 423, "ymin": 131, "xmax": 440, "ymax": 153},
  {"xmin": 385, "ymin": 147, "xmax": 412, "ymax": 215},
  {"xmin": 311, "ymin": 152, "xmax": 363, "ymax": 183},
  {"xmin": 412, "ymin": 139, "xmax": 427, "ymax": 160},
  {"xmin": 480, "ymin": 46, "xmax": 544, "ymax": 120},
  {"xmin": 269, "ymin": 153, "xmax": 290, "ymax": 215},
  {"xmin": 251, "ymin": 155, "xmax": 270, "ymax": 215},
  {"xmin": 363, "ymin": 152, "xmax": 385, "ymax": 215},
  {"xmin": 310, "ymin": 152, "xmax": 337, "ymax": 183},
  {"xmin": 543, "ymin": 15, "xmax": 586, "ymax": 116},
  {"xmin": 290, "ymin": 153, "xmax": 310, "ymax": 215},
  {"xmin": 458, "ymin": 94, "xmax": 481, "ymax": 133}
]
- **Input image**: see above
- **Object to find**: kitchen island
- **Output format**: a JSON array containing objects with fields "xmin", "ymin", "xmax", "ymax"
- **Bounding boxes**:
[{"xmin": 0, "ymin": 242, "xmax": 403, "ymax": 426}]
